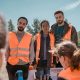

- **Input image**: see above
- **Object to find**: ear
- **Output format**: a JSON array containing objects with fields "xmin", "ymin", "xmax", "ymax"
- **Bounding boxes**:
[{"xmin": 61, "ymin": 56, "xmax": 65, "ymax": 63}]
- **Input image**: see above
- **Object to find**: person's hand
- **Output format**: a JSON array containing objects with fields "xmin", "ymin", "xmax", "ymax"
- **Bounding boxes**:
[
  {"xmin": 33, "ymin": 64, "xmax": 37, "ymax": 69},
  {"xmin": 29, "ymin": 64, "xmax": 34, "ymax": 70},
  {"xmin": 36, "ymin": 58, "xmax": 40, "ymax": 64},
  {"xmin": 50, "ymin": 63, "xmax": 56, "ymax": 68}
]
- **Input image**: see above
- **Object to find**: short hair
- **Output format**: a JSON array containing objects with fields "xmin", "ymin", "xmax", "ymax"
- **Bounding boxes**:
[
  {"xmin": 40, "ymin": 20, "xmax": 50, "ymax": 28},
  {"xmin": 18, "ymin": 17, "xmax": 28, "ymax": 25},
  {"xmin": 54, "ymin": 10, "xmax": 64, "ymax": 16}
]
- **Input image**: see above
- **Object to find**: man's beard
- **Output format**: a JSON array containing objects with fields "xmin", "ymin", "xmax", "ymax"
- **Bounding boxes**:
[
  {"xmin": 57, "ymin": 20, "xmax": 64, "ymax": 25},
  {"xmin": 18, "ymin": 26, "xmax": 24, "ymax": 31}
]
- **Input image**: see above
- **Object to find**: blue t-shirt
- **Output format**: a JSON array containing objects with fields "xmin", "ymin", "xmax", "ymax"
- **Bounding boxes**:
[{"xmin": 55, "ymin": 25, "xmax": 64, "ymax": 43}]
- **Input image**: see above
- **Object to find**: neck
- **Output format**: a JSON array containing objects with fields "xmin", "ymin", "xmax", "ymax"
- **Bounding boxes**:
[
  {"xmin": 17, "ymin": 30, "xmax": 24, "ymax": 34},
  {"xmin": 44, "ymin": 32, "xmax": 48, "ymax": 35},
  {"xmin": 64, "ymin": 61, "xmax": 70, "ymax": 69},
  {"xmin": 58, "ymin": 22, "xmax": 64, "ymax": 26}
]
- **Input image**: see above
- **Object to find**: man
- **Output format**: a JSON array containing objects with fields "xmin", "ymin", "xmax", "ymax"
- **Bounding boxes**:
[
  {"xmin": 35, "ymin": 20, "xmax": 55, "ymax": 80},
  {"xmin": 51, "ymin": 10, "xmax": 78, "ymax": 67},
  {"xmin": 6, "ymin": 17, "xmax": 34, "ymax": 80}
]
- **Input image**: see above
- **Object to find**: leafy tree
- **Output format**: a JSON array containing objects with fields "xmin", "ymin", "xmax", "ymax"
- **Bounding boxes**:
[
  {"xmin": 65, "ymin": 18, "xmax": 68, "ymax": 23},
  {"xmin": 32, "ymin": 19, "xmax": 40, "ymax": 35},
  {"xmin": 8, "ymin": 19, "xmax": 15, "ymax": 31},
  {"xmin": 78, "ymin": 31, "xmax": 80, "ymax": 46},
  {"xmin": 26, "ymin": 24, "xmax": 34, "ymax": 34},
  {"xmin": 26, "ymin": 19, "xmax": 40, "ymax": 35}
]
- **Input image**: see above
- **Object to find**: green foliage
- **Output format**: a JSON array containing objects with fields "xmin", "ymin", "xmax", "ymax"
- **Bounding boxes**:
[
  {"xmin": 26, "ymin": 25, "xmax": 34, "ymax": 34},
  {"xmin": 65, "ymin": 19, "xmax": 68, "ymax": 23},
  {"xmin": 78, "ymin": 31, "xmax": 80, "ymax": 46},
  {"xmin": 26, "ymin": 19, "xmax": 40, "ymax": 35},
  {"xmin": 8, "ymin": 19, "xmax": 15, "ymax": 31}
]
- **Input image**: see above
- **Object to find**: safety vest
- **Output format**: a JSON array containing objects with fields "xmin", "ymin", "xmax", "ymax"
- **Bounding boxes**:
[
  {"xmin": 58, "ymin": 67, "xmax": 80, "ymax": 80},
  {"xmin": 62, "ymin": 24, "xmax": 72, "ymax": 41},
  {"xmin": 8, "ymin": 32, "xmax": 32, "ymax": 65},
  {"xmin": 35, "ymin": 32, "xmax": 55, "ymax": 62}
]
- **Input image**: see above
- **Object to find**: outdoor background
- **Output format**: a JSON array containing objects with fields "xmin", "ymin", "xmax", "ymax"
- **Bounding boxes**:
[
  {"xmin": 0, "ymin": 0, "xmax": 80, "ymax": 79},
  {"xmin": 0, "ymin": 0, "xmax": 80, "ymax": 44}
]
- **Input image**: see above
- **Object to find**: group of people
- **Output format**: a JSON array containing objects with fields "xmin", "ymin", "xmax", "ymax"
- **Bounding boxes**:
[{"xmin": 0, "ymin": 10, "xmax": 79, "ymax": 80}]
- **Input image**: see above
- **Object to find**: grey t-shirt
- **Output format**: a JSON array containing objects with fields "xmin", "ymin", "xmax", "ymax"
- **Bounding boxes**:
[{"xmin": 16, "ymin": 31, "xmax": 27, "ymax": 65}]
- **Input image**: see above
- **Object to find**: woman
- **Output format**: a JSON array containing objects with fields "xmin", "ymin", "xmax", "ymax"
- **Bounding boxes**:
[
  {"xmin": 34, "ymin": 20, "xmax": 54, "ymax": 80},
  {"xmin": 54, "ymin": 41, "xmax": 80, "ymax": 80}
]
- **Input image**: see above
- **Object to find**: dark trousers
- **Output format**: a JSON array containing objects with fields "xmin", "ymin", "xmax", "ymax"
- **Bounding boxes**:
[{"xmin": 6, "ymin": 62, "xmax": 29, "ymax": 80}]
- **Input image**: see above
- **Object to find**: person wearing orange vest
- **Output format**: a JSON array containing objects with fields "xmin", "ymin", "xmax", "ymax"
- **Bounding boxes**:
[
  {"xmin": 6, "ymin": 17, "xmax": 34, "ymax": 80},
  {"xmin": 34, "ymin": 20, "xmax": 55, "ymax": 80},
  {"xmin": 52, "ymin": 41, "xmax": 80, "ymax": 80},
  {"xmin": 50, "ymin": 10, "xmax": 78, "ymax": 67}
]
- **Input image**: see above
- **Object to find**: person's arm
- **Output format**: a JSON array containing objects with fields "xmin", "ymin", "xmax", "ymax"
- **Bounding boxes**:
[
  {"xmin": 29, "ymin": 38, "xmax": 35, "ymax": 65},
  {"xmin": 71, "ymin": 26, "xmax": 78, "ymax": 45}
]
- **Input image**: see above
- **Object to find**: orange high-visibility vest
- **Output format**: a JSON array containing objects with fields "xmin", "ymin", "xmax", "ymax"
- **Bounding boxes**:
[
  {"xmin": 8, "ymin": 32, "xmax": 32, "ymax": 65},
  {"xmin": 62, "ymin": 25, "xmax": 72, "ymax": 41},
  {"xmin": 35, "ymin": 32, "xmax": 55, "ymax": 62},
  {"xmin": 58, "ymin": 67, "xmax": 80, "ymax": 80}
]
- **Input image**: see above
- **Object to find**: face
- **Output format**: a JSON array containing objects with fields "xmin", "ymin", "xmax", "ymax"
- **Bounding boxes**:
[
  {"xmin": 41, "ymin": 22, "xmax": 49, "ymax": 34},
  {"xmin": 17, "ymin": 18, "xmax": 27, "ymax": 31},
  {"xmin": 55, "ymin": 13, "xmax": 64, "ymax": 25},
  {"xmin": 59, "ymin": 55, "xmax": 70, "ymax": 69}
]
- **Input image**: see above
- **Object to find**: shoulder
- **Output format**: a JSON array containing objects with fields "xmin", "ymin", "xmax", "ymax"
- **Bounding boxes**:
[
  {"xmin": 8, "ymin": 31, "xmax": 16, "ymax": 36},
  {"xmin": 9, "ymin": 31, "xmax": 15, "ymax": 34},
  {"xmin": 68, "ymin": 24, "xmax": 77, "ymax": 32},
  {"xmin": 33, "ymin": 32, "xmax": 40, "ymax": 41},
  {"xmin": 25, "ymin": 32, "xmax": 32, "ymax": 37},
  {"xmin": 51, "ymin": 23, "xmax": 57, "ymax": 29},
  {"xmin": 58, "ymin": 68, "xmax": 71, "ymax": 78}
]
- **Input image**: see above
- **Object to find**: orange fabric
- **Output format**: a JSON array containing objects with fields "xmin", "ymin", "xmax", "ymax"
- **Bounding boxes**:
[
  {"xmin": 59, "ymin": 67, "xmax": 80, "ymax": 80},
  {"xmin": 8, "ymin": 32, "xmax": 32, "ymax": 65},
  {"xmin": 35, "ymin": 32, "xmax": 55, "ymax": 63},
  {"xmin": 63, "ymin": 25, "xmax": 72, "ymax": 41}
]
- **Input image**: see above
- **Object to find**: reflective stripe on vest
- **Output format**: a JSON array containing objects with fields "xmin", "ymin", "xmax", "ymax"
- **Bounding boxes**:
[
  {"xmin": 8, "ymin": 32, "xmax": 32, "ymax": 65},
  {"xmin": 36, "ymin": 33, "xmax": 55, "ymax": 61},
  {"xmin": 10, "ymin": 48, "xmax": 29, "ymax": 51}
]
